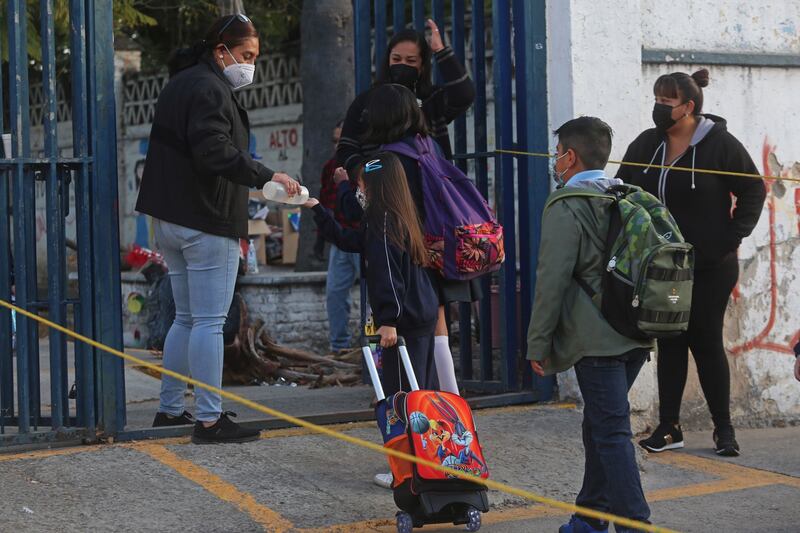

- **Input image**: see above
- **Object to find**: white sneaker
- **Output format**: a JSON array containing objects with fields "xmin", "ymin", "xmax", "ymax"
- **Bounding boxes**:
[{"xmin": 373, "ymin": 472, "xmax": 393, "ymax": 489}]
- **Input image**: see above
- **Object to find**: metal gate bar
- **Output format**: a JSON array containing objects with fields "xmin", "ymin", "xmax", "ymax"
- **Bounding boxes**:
[
  {"xmin": 352, "ymin": 1, "xmax": 550, "ymax": 396},
  {"xmin": 0, "ymin": 0, "xmax": 124, "ymax": 447}
]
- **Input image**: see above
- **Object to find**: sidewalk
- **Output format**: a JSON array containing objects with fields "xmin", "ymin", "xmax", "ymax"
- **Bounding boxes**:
[{"xmin": 0, "ymin": 403, "xmax": 797, "ymax": 532}]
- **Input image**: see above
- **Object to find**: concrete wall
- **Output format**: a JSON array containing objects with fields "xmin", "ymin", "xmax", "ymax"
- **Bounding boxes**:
[
  {"xmin": 549, "ymin": 0, "xmax": 800, "ymax": 428},
  {"xmin": 121, "ymin": 271, "xmax": 360, "ymax": 355}
]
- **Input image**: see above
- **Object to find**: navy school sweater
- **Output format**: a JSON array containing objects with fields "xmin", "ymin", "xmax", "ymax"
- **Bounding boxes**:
[{"xmin": 312, "ymin": 204, "xmax": 438, "ymax": 338}]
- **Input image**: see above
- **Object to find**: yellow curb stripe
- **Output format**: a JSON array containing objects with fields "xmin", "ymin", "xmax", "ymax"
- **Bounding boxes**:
[
  {"xmin": 0, "ymin": 446, "xmax": 93, "ymax": 462},
  {"xmin": 649, "ymin": 452, "xmax": 800, "ymax": 488},
  {"xmin": 134, "ymin": 443, "xmax": 294, "ymax": 533}
]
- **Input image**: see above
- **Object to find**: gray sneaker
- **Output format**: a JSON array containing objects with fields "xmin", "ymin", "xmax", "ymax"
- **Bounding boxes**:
[{"xmin": 373, "ymin": 472, "xmax": 393, "ymax": 489}]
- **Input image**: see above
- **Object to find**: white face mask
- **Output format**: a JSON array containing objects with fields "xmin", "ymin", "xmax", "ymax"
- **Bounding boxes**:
[
  {"xmin": 356, "ymin": 188, "xmax": 368, "ymax": 209},
  {"xmin": 552, "ymin": 151, "xmax": 571, "ymax": 188},
  {"xmin": 221, "ymin": 45, "xmax": 255, "ymax": 90}
]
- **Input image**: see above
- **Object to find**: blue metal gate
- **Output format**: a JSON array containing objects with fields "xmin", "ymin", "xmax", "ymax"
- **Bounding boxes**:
[
  {"xmin": 354, "ymin": 1, "xmax": 555, "ymax": 397},
  {"xmin": 0, "ymin": 0, "xmax": 125, "ymax": 447}
]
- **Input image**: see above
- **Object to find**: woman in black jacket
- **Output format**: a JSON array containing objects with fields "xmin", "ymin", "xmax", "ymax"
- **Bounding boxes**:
[
  {"xmin": 617, "ymin": 69, "xmax": 766, "ymax": 457},
  {"xmin": 337, "ymin": 19, "xmax": 475, "ymax": 176},
  {"xmin": 135, "ymin": 14, "xmax": 300, "ymax": 444}
]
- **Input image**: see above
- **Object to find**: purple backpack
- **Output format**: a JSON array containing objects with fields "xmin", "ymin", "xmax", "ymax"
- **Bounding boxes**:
[{"xmin": 383, "ymin": 135, "xmax": 505, "ymax": 281}]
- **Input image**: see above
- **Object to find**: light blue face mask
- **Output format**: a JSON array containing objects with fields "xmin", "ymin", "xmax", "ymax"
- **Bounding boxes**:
[{"xmin": 552, "ymin": 151, "xmax": 570, "ymax": 188}]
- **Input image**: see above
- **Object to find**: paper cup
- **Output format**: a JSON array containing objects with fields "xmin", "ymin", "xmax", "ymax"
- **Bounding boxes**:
[{"xmin": 2, "ymin": 133, "xmax": 11, "ymax": 158}]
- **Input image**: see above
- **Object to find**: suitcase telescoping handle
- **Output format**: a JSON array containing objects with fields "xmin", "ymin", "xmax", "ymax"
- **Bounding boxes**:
[{"xmin": 360, "ymin": 335, "xmax": 420, "ymax": 399}]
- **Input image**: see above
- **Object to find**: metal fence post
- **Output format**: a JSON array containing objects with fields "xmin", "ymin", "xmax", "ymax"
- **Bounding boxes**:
[
  {"xmin": 41, "ymin": 0, "xmax": 69, "ymax": 429},
  {"xmin": 69, "ymin": 0, "xmax": 97, "ymax": 433},
  {"xmin": 8, "ymin": 0, "xmax": 34, "ymax": 434},
  {"xmin": 493, "ymin": 0, "xmax": 518, "ymax": 390},
  {"xmin": 471, "ymin": 0, "xmax": 493, "ymax": 383},
  {"xmin": 90, "ymin": 0, "xmax": 126, "ymax": 434},
  {"xmin": 521, "ymin": 0, "xmax": 555, "ymax": 400},
  {"xmin": 0, "ymin": 10, "xmax": 13, "ymax": 431}
]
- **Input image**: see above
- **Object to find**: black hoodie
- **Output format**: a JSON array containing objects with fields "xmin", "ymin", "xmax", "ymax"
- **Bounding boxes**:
[{"xmin": 616, "ymin": 114, "xmax": 766, "ymax": 269}]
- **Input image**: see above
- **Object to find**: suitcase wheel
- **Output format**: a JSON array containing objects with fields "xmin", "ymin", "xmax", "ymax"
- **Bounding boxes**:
[
  {"xmin": 396, "ymin": 511, "xmax": 413, "ymax": 533},
  {"xmin": 465, "ymin": 506, "xmax": 482, "ymax": 532}
]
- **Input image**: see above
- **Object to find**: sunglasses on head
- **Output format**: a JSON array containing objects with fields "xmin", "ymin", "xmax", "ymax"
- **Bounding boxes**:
[{"xmin": 218, "ymin": 13, "xmax": 251, "ymax": 39}]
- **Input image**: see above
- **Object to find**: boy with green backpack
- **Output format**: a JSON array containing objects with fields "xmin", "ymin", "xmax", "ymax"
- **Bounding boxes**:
[{"xmin": 527, "ymin": 117, "xmax": 694, "ymax": 533}]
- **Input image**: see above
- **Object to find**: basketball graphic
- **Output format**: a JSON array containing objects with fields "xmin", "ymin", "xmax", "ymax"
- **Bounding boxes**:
[{"xmin": 409, "ymin": 411, "xmax": 430, "ymax": 434}]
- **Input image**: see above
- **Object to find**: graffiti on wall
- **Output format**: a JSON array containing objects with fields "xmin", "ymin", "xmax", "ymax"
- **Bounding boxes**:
[{"xmin": 727, "ymin": 138, "xmax": 800, "ymax": 357}]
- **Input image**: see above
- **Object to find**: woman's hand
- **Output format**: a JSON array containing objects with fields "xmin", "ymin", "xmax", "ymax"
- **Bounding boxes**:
[
  {"xmin": 426, "ymin": 19, "xmax": 445, "ymax": 53},
  {"xmin": 304, "ymin": 198, "xmax": 319, "ymax": 209},
  {"xmin": 377, "ymin": 326, "xmax": 398, "ymax": 348},
  {"xmin": 333, "ymin": 166, "xmax": 349, "ymax": 185},
  {"xmin": 272, "ymin": 172, "xmax": 301, "ymax": 196}
]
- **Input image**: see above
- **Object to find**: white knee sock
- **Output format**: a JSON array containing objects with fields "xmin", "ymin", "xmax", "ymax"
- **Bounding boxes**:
[{"xmin": 434, "ymin": 336, "xmax": 459, "ymax": 395}]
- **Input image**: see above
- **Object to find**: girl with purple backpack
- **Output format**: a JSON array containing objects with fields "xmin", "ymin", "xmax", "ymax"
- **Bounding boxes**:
[
  {"xmin": 335, "ymin": 84, "xmax": 479, "ymax": 397},
  {"xmin": 306, "ymin": 154, "xmax": 439, "ymax": 396}
]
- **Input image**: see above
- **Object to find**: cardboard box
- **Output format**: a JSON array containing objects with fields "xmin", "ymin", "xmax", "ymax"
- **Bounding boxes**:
[
  {"xmin": 280, "ymin": 208, "xmax": 301, "ymax": 265},
  {"xmin": 248, "ymin": 219, "xmax": 271, "ymax": 237},
  {"xmin": 248, "ymin": 220, "xmax": 272, "ymax": 265}
]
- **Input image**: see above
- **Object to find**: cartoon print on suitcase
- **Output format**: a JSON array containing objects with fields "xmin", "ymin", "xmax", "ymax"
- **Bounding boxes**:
[{"xmin": 406, "ymin": 391, "xmax": 489, "ymax": 480}]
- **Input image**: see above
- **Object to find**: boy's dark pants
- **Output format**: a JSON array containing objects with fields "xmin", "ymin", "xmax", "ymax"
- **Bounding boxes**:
[
  {"xmin": 381, "ymin": 333, "xmax": 438, "ymax": 397},
  {"xmin": 574, "ymin": 348, "xmax": 651, "ymax": 529}
]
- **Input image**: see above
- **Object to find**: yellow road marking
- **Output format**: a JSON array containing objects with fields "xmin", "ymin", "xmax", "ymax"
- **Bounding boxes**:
[
  {"xmin": 0, "ymin": 446, "xmax": 92, "ymax": 463},
  {"xmin": 309, "ymin": 447, "xmax": 800, "ymax": 532},
  {"xmin": 1, "ymin": 403, "xmax": 576, "ymax": 460},
  {"xmin": 650, "ymin": 451, "xmax": 800, "ymax": 489},
  {"xmin": 134, "ymin": 442, "xmax": 294, "ymax": 533}
]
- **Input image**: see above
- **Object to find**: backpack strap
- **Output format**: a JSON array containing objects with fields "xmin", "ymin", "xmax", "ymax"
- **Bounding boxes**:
[
  {"xmin": 544, "ymin": 187, "xmax": 618, "ymax": 303},
  {"xmin": 544, "ymin": 188, "xmax": 614, "ymax": 211},
  {"xmin": 382, "ymin": 140, "xmax": 420, "ymax": 160}
]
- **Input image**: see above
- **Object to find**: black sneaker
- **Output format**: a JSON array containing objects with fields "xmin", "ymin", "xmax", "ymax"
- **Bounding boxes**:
[
  {"xmin": 191, "ymin": 411, "xmax": 260, "ymax": 445},
  {"xmin": 152, "ymin": 411, "xmax": 195, "ymax": 427},
  {"xmin": 713, "ymin": 425, "xmax": 740, "ymax": 457},
  {"xmin": 639, "ymin": 422, "xmax": 684, "ymax": 452}
]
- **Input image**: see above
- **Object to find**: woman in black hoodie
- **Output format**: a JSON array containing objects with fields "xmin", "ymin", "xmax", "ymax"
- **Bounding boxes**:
[{"xmin": 617, "ymin": 69, "xmax": 766, "ymax": 457}]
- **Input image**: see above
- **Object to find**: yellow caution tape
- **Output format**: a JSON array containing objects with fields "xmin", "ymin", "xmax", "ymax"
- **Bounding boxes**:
[
  {"xmin": 0, "ymin": 298, "xmax": 678, "ymax": 533},
  {"xmin": 495, "ymin": 148, "xmax": 800, "ymax": 183}
]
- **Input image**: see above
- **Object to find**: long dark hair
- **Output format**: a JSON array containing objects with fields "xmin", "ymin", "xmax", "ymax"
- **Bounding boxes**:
[
  {"xmin": 375, "ymin": 29, "xmax": 433, "ymax": 99},
  {"xmin": 363, "ymin": 84, "xmax": 429, "ymax": 145},
  {"xmin": 361, "ymin": 152, "xmax": 427, "ymax": 266},
  {"xmin": 653, "ymin": 69, "xmax": 710, "ymax": 115},
  {"xmin": 168, "ymin": 15, "xmax": 259, "ymax": 76}
]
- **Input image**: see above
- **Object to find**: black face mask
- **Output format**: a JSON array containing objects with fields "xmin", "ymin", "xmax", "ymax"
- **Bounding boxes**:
[
  {"xmin": 389, "ymin": 63, "xmax": 420, "ymax": 90},
  {"xmin": 652, "ymin": 103, "xmax": 677, "ymax": 133}
]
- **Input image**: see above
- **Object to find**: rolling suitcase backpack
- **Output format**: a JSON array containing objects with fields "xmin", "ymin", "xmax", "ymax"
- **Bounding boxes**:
[{"xmin": 361, "ymin": 336, "xmax": 490, "ymax": 532}]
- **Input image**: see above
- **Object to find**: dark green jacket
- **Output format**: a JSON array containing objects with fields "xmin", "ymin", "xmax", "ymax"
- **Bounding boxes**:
[{"xmin": 526, "ymin": 177, "xmax": 653, "ymax": 375}]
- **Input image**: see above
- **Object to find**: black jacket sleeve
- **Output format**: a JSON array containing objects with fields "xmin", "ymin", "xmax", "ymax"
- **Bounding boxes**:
[
  {"xmin": 427, "ymin": 46, "xmax": 475, "ymax": 123},
  {"xmin": 365, "ymin": 216, "xmax": 407, "ymax": 328},
  {"xmin": 311, "ymin": 204, "xmax": 364, "ymax": 253},
  {"xmin": 336, "ymin": 92, "xmax": 370, "ymax": 180},
  {"xmin": 723, "ymin": 134, "xmax": 766, "ymax": 248},
  {"xmin": 186, "ymin": 84, "xmax": 274, "ymax": 188},
  {"xmin": 337, "ymin": 179, "xmax": 365, "ymax": 223}
]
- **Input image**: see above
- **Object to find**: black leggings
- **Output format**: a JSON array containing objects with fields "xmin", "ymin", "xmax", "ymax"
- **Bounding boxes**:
[
  {"xmin": 380, "ymin": 333, "xmax": 438, "ymax": 397},
  {"xmin": 657, "ymin": 253, "xmax": 739, "ymax": 428}
]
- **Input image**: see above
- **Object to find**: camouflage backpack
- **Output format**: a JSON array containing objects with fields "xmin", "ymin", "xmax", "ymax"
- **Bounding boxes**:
[{"xmin": 546, "ymin": 183, "xmax": 694, "ymax": 340}]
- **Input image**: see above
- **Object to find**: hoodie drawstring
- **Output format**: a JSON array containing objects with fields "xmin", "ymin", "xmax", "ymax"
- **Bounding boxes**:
[
  {"xmin": 643, "ymin": 141, "xmax": 666, "ymax": 174},
  {"xmin": 690, "ymin": 146, "xmax": 697, "ymax": 190}
]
